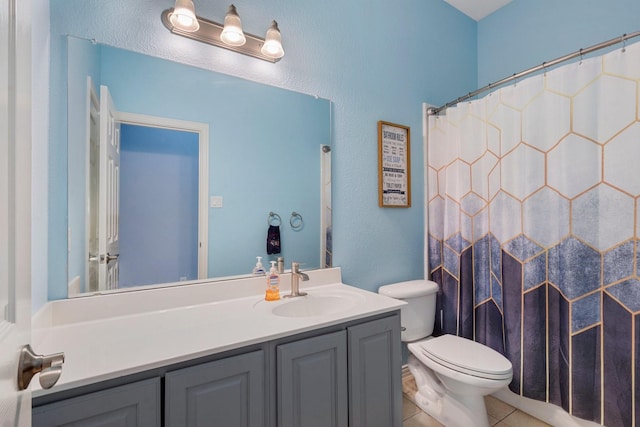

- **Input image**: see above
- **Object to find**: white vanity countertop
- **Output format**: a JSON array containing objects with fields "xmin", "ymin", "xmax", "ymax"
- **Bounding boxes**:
[{"xmin": 31, "ymin": 268, "xmax": 405, "ymax": 398}]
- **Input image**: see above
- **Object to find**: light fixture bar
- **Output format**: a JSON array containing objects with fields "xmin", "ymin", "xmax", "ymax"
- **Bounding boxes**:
[{"xmin": 161, "ymin": 8, "xmax": 281, "ymax": 63}]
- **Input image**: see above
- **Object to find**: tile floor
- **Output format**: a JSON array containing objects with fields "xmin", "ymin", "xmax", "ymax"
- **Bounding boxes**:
[{"xmin": 402, "ymin": 374, "xmax": 552, "ymax": 427}]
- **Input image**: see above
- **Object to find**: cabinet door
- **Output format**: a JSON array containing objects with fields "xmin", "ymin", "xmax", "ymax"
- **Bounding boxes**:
[
  {"xmin": 277, "ymin": 330, "xmax": 347, "ymax": 427},
  {"xmin": 165, "ymin": 350, "xmax": 265, "ymax": 427},
  {"xmin": 348, "ymin": 315, "xmax": 402, "ymax": 427},
  {"xmin": 32, "ymin": 378, "xmax": 160, "ymax": 427}
]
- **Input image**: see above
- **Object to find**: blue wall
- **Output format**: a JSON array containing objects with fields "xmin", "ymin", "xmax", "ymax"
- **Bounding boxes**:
[
  {"xmin": 47, "ymin": 0, "xmax": 477, "ymax": 303},
  {"xmin": 44, "ymin": 0, "xmax": 640, "ymax": 306},
  {"xmin": 46, "ymin": 0, "xmax": 640, "ymax": 305},
  {"xmin": 99, "ymin": 46, "xmax": 327, "ymax": 279},
  {"xmin": 478, "ymin": 0, "xmax": 640, "ymax": 85},
  {"xmin": 119, "ymin": 125, "xmax": 199, "ymax": 287}
]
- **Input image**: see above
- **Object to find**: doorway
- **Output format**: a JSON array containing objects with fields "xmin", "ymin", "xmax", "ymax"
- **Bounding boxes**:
[
  {"xmin": 119, "ymin": 124, "xmax": 199, "ymax": 287},
  {"xmin": 85, "ymin": 106, "xmax": 210, "ymax": 292}
]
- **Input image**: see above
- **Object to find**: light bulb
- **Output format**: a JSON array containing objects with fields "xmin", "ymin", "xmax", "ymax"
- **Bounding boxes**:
[
  {"xmin": 170, "ymin": 0, "xmax": 199, "ymax": 32},
  {"xmin": 261, "ymin": 21, "xmax": 284, "ymax": 59},
  {"xmin": 220, "ymin": 5, "xmax": 246, "ymax": 47}
]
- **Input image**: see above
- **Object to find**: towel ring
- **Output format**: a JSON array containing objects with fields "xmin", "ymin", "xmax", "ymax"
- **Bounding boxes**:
[
  {"xmin": 268, "ymin": 212, "xmax": 282, "ymax": 227},
  {"xmin": 290, "ymin": 212, "xmax": 303, "ymax": 230}
]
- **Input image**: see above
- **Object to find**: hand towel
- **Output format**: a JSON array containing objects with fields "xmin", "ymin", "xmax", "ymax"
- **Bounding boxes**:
[{"xmin": 267, "ymin": 225, "xmax": 281, "ymax": 254}]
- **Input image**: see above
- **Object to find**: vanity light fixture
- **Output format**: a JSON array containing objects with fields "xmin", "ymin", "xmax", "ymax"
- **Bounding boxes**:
[{"xmin": 162, "ymin": 2, "xmax": 285, "ymax": 63}]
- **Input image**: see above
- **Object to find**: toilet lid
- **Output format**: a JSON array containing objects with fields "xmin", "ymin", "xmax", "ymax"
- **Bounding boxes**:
[
  {"xmin": 378, "ymin": 280, "xmax": 438, "ymax": 298},
  {"xmin": 418, "ymin": 335, "xmax": 512, "ymax": 380}
]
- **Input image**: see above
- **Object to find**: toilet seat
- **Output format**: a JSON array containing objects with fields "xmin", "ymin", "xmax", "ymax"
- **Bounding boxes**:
[{"xmin": 416, "ymin": 335, "xmax": 512, "ymax": 380}]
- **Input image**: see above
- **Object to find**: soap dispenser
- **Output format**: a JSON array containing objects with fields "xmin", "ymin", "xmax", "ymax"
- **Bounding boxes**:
[
  {"xmin": 252, "ymin": 256, "xmax": 266, "ymax": 275},
  {"xmin": 265, "ymin": 261, "xmax": 281, "ymax": 301}
]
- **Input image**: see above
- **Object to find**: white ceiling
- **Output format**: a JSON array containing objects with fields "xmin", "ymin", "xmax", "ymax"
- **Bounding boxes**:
[{"xmin": 443, "ymin": 0, "xmax": 513, "ymax": 21}]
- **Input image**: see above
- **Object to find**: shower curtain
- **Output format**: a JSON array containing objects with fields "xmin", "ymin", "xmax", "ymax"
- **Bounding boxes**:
[{"xmin": 426, "ymin": 40, "xmax": 640, "ymax": 427}]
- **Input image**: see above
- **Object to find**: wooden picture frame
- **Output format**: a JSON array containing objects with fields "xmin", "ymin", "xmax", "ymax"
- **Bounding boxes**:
[{"xmin": 378, "ymin": 121, "xmax": 411, "ymax": 208}]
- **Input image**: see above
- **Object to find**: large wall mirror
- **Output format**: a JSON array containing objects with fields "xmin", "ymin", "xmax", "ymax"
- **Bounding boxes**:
[{"xmin": 66, "ymin": 36, "xmax": 332, "ymax": 296}]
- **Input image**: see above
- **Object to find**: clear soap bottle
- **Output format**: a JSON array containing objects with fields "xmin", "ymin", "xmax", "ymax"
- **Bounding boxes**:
[
  {"xmin": 265, "ymin": 261, "xmax": 281, "ymax": 301},
  {"xmin": 252, "ymin": 256, "xmax": 266, "ymax": 275}
]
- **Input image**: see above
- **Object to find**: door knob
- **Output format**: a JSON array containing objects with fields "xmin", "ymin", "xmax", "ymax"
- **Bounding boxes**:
[
  {"xmin": 17, "ymin": 344, "xmax": 65, "ymax": 390},
  {"xmin": 99, "ymin": 253, "xmax": 119, "ymax": 263},
  {"xmin": 106, "ymin": 253, "xmax": 119, "ymax": 262},
  {"xmin": 100, "ymin": 252, "xmax": 120, "ymax": 264}
]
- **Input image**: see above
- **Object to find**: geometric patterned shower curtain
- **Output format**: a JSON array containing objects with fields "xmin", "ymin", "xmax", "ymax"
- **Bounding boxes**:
[{"xmin": 426, "ymin": 40, "xmax": 640, "ymax": 427}]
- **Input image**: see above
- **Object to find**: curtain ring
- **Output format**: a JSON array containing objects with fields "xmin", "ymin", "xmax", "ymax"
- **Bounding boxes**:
[
  {"xmin": 579, "ymin": 48, "xmax": 584, "ymax": 65},
  {"xmin": 542, "ymin": 61, "xmax": 548, "ymax": 76},
  {"xmin": 622, "ymin": 34, "xmax": 627, "ymax": 53},
  {"xmin": 268, "ymin": 212, "xmax": 282, "ymax": 227},
  {"xmin": 290, "ymin": 212, "xmax": 303, "ymax": 230}
]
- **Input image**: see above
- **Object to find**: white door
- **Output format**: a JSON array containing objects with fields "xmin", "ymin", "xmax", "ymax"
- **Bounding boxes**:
[
  {"xmin": 86, "ymin": 80, "xmax": 100, "ymax": 292},
  {"xmin": 0, "ymin": 0, "xmax": 32, "ymax": 424},
  {"xmin": 98, "ymin": 86, "xmax": 121, "ymax": 291}
]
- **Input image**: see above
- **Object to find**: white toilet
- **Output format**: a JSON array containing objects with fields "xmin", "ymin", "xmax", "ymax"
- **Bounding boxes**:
[{"xmin": 379, "ymin": 280, "xmax": 513, "ymax": 427}]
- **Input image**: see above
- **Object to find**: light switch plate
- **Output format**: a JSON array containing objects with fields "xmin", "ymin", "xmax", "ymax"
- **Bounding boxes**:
[{"xmin": 210, "ymin": 196, "xmax": 223, "ymax": 208}]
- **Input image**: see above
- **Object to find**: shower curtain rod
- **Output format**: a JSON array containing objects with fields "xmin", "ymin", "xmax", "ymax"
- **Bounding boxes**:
[{"xmin": 428, "ymin": 30, "xmax": 640, "ymax": 115}]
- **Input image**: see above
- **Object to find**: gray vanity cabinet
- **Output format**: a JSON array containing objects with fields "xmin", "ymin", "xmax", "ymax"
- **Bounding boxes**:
[
  {"xmin": 32, "ymin": 312, "xmax": 401, "ymax": 427},
  {"xmin": 348, "ymin": 315, "xmax": 402, "ymax": 427},
  {"xmin": 165, "ymin": 349, "xmax": 265, "ymax": 427},
  {"xmin": 277, "ymin": 330, "xmax": 348, "ymax": 427},
  {"xmin": 276, "ymin": 315, "xmax": 402, "ymax": 427},
  {"xmin": 32, "ymin": 378, "xmax": 160, "ymax": 427}
]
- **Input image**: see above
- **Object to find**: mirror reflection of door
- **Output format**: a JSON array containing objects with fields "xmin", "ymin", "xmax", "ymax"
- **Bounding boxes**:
[
  {"xmin": 87, "ymin": 82, "xmax": 99, "ymax": 291},
  {"xmin": 87, "ymin": 88, "xmax": 200, "ymax": 292},
  {"xmin": 98, "ymin": 85, "xmax": 121, "ymax": 291}
]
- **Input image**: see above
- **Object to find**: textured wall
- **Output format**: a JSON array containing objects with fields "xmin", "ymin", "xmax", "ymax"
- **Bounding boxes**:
[
  {"xmin": 478, "ymin": 0, "xmax": 640, "ymax": 86},
  {"xmin": 45, "ymin": 0, "xmax": 477, "ymax": 302}
]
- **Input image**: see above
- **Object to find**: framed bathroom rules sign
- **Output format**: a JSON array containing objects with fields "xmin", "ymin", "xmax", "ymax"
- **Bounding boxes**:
[{"xmin": 378, "ymin": 121, "xmax": 411, "ymax": 207}]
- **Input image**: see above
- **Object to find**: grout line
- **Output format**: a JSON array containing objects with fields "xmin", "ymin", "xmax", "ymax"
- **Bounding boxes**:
[
  {"xmin": 492, "ymin": 405, "xmax": 518, "ymax": 424},
  {"xmin": 403, "ymin": 370, "xmax": 550, "ymax": 426}
]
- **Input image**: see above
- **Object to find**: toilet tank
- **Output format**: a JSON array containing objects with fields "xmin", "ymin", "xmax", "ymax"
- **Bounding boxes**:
[{"xmin": 378, "ymin": 280, "xmax": 439, "ymax": 342}]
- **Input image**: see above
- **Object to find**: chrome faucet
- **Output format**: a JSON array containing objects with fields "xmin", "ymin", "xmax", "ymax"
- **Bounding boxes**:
[{"xmin": 285, "ymin": 262, "xmax": 309, "ymax": 298}]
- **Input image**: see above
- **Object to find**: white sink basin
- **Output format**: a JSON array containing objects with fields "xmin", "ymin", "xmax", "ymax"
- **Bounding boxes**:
[{"xmin": 272, "ymin": 292, "xmax": 365, "ymax": 317}]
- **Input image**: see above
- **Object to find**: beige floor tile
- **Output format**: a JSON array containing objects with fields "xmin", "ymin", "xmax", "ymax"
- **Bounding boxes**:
[
  {"xmin": 403, "ymin": 371, "xmax": 548, "ymax": 427},
  {"xmin": 485, "ymin": 395, "xmax": 516, "ymax": 421},
  {"xmin": 402, "ymin": 411, "xmax": 445, "ymax": 427},
  {"xmin": 498, "ymin": 410, "xmax": 552, "ymax": 427},
  {"xmin": 403, "ymin": 396, "xmax": 421, "ymax": 420},
  {"xmin": 489, "ymin": 415, "xmax": 501, "ymax": 426},
  {"xmin": 403, "ymin": 373, "xmax": 418, "ymax": 397}
]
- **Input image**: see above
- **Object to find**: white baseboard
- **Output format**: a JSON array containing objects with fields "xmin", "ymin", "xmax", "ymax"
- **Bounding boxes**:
[{"xmin": 492, "ymin": 388, "xmax": 603, "ymax": 427}]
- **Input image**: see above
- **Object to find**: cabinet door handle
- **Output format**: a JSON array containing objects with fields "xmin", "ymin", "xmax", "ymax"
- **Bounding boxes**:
[{"xmin": 17, "ymin": 344, "xmax": 65, "ymax": 390}]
